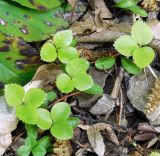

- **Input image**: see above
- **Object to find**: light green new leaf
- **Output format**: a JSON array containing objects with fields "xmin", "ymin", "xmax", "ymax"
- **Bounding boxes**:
[
  {"xmin": 150, "ymin": 152, "xmax": 160, "ymax": 156},
  {"xmin": 24, "ymin": 88, "xmax": 46, "ymax": 108},
  {"xmin": 36, "ymin": 109, "xmax": 52, "ymax": 130},
  {"xmin": 25, "ymin": 137, "xmax": 37, "ymax": 149},
  {"xmin": 121, "ymin": 57, "xmax": 142, "ymax": 74},
  {"xmin": 133, "ymin": 47, "xmax": 155, "ymax": 68},
  {"xmin": 0, "ymin": 1, "xmax": 69, "ymax": 42},
  {"xmin": 72, "ymin": 73, "xmax": 94, "ymax": 91},
  {"xmin": 84, "ymin": 83, "xmax": 103, "ymax": 95},
  {"xmin": 114, "ymin": 35, "xmax": 139, "ymax": 56},
  {"xmin": 58, "ymin": 46, "xmax": 79, "ymax": 64},
  {"xmin": 67, "ymin": 117, "xmax": 80, "ymax": 129},
  {"xmin": 128, "ymin": 5, "xmax": 148, "ymax": 17},
  {"xmin": 56, "ymin": 73, "xmax": 74, "ymax": 93},
  {"xmin": 5, "ymin": 84, "xmax": 24, "ymax": 107},
  {"xmin": 54, "ymin": 30, "xmax": 73, "ymax": 48},
  {"xmin": 16, "ymin": 105, "xmax": 38, "ymax": 124},
  {"xmin": 95, "ymin": 56, "xmax": 116, "ymax": 69},
  {"xmin": 131, "ymin": 21, "xmax": 153, "ymax": 46},
  {"xmin": 51, "ymin": 102, "xmax": 71, "ymax": 122},
  {"xmin": 50, "ymin": 121, "xmax": 73, "ymax": 140},
  {"xmin": 32, "ymin": 146, "xmax": 47, "ymax": 156},
  {"xmin": 66, "ymin": 58, "xmax": 90, "ymax": 76},
  {"xmin": 32, "ymin": 146, "xmax": 46, "ymax": 156},
  {"xmin": 17, "ymin": 145, "xmax": 31, "ymax": 156},
  {"xmin": 25, "ymin": 125, "xmax": 38, "ymax": 139},
  {"xmin": 40, "ymin": 42, "xmax": 57, "ymax": 62},
  {"xmin": 37, "ymin": 136, "xmax": 50, "ymax": 149},
  {"xmin": 11, "ymin": 0, "xmax": 62, "ymax": 10}
]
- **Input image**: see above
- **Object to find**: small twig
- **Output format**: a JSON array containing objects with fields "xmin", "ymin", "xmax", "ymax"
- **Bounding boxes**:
[
  {"xmin": 49, "ymin": 91, "xmax": 81, "ymax": 107},
  {"xmin": 111, "ymin": 67, "xmax": 124, "ymax": 99},
  {"xmin": 148, "ymin": 65, "xmax": 158, "ymax": 79},
  {"xmin": 118, "ymin": 87, "xmax": 124, "ymax": 126}
]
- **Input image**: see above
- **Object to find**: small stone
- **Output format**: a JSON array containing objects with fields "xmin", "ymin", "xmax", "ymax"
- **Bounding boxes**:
[{"xmin": 90, "ymin": 94, "xmax": 115, "ymax": 119}]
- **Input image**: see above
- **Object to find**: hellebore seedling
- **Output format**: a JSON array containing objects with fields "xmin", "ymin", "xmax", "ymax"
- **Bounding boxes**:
[
  {"xmin": 113, "ymin": 20, "xmax": 154, "ymax": 74},
  {"xmin": 115, "ymin": 0, "xmax": 148, "ymax": 17},
  {"xmin": 17, "ymin": 125, "xmax": 50, "ymax": 156},
  {"xmin": 40, "ymin": 30, "xmax": 103, "ymax": 95},
  {"xmin": 4, "ymin": 84, "xmax": 79, "ymax": 140}
]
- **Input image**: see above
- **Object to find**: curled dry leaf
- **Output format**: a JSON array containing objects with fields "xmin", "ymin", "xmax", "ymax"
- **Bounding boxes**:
[
  {"xmin": 79, "ymin": 123, "xmax": 119, "ymax": 146},
  {"xmin": 52, "ymin": 140, "xmax": 73, "ymax": 156},
  {"xmin": 87, "ymin": 129, "xmax": 105, "ymax": 156},
  {"xmin": 141, "ymin": 0, "xmax": 160, "ymax": 11}
]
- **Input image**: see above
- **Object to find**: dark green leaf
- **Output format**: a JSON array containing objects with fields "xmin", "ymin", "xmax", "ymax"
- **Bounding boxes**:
[
  {"xmin": 67, "ymin": 117, "xmax": 80, "ymax": 129},
  {"xmin": 95, "ymin": 56, "xmax": 116, "ymax": 69},
  {"xmin": 84, "ymin": 83, "xmax": 103, "ymax": 95},
  {"xmin": 0, "ymin": 1, "xmax": 69, "ymax": 41},
  {"xmin": 11, "ymin": 0, "xmax": 63, "ymax": 10},
  {"xmin": 121, "ymin": 57, "xmax": 142, "ymax": 74},
  {"xmin": 32, "ymin": 146, "xmax": 46, "ymax": 156},
  {"xmin": 128, "ymin": 5, "xmax": 148, "ymax": 17}
]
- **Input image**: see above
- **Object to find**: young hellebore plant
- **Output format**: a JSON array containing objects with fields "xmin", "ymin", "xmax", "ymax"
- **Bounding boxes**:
[
  {"xmin": 40, "ymin": 30, "xmax": 103, "ymax": 94},
  {"xmin": 4, "ymin": 84, "xmax": 79, "ymax": 140},
  {"xmin": 95, "ymin": 20, "xmax": 154, "ymax": 75}
]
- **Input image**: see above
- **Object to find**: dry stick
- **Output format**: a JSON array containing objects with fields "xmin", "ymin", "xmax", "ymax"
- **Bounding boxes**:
[
  {"xmin": 148, "ymin": 65, "xmax": 158, "ymax": 79},
  {"xmin": 49, "ymin": 91, "xmax": 81, "ymax": 108},
  {"xmin": 111, "ymin": 67, "xmax": 124, "ymax": 99},
  {"xmin": 118, "ymin": 87, "xmax": 124, "ymax": 126}
]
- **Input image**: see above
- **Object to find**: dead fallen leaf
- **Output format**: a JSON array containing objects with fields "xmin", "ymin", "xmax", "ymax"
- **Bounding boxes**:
[
  {"xmin": 79, "ymin": 123, "xmax": 119, "ymax": 146},
  {"xmin": 87, "ymin": 129, "xmax": 105, "ymax": 156},
  {"xmin": 67, "ymin": 0, "xmax": 77, "ymax": 8}
]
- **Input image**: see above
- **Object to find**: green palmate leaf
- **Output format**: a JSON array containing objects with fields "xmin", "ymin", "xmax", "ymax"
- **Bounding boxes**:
[
  {"xmin": 37, "ymin": 136, "xmax": 50, "ymax": 149},
  {"xmin": 24, "ymin": 88, "xmax": 46, "ymax": 108},
  {"xmin": 58, "ymin": 46, "xmax": 79, "ymax": 64},
  {"xmin": 25, "ymin": 125, "xmax": 38, "ymax": 139},
  {"xmin": 128, "ymin": 5, "xmax": 148, "ymax": 17},
  {"xmin": 40, "ymin": 42, "xmax": 57, "ymax": 62},
  {"xmin": 0, "ymin": 34, "xmax": 40, "ymax": 86},
  {"xmin": 114, "ymin": 35, "xmax": 139, "ymax": 56},
  {"xmin": 17, "ymin": 145, "xmax": 31, "ymax": 156},
  {"xmin": 67, "ymin": 117, "xmax": 80, "ymax": 129},
  {"xmin": 25, "ymin": 137, "xmax": 37, "ymax": 149},
  {"xmin": 72, "ymin": 73, "xmax": 94, "ymax": 91},
  {"xmin": 44, "ymin": 91, "xmax": 57, "ymax": 106},
  {"xmin": 0, "ymin": 1, "xmax": 68, "ymax": 41},
  {"xmin": 11, "ymin": 0, "xmax": 62, "ymax": 10},
  {"xmin": 95, "ymin": 56, "xmax": 116, "ymax": 69},
  {"xmin": 50, "ymin": 121, "xmax": 73, "ymax": 140},
  {"xmin": 84, "ymin": 83, "xmax": 103, "ymax": 95},
  {"xmin": 5, "ymin": 84, "xmax": 24, "ymax": 107},
  {"xmin": 56, "ymin": 73, "xmax": 74, "ymax": 93},
  {"xmin": 16, "ymin": 105, "xmax": 38, "ymax": 124},
  {"xmin": 36, "ymin": 108, "xmax": 52, "ymax": 130},
  {"xmin": 32, "ymin": 146, "xmax": 46, "ymax": 156},
  {"xmin": 54, "ymin": 30, "xmax": 73, "ymax": 48},
  {"xmin": 131, "ymin": 21, "xmax": 153, "ymax": 46},
  {"xmin": 51, "ymin": 102, "xmax": 71, "ymax": 122},
  {"xmin": 133, "ymin": 47, "xmax": 155, "ymax": 68},
  {"xmin": 121, "ymin": 57, "xmax": 142, "ymax": 74},
  {"xmin": 114, "ymin": 0, "xmax": 136, "ymax": 8},
  {"xmin": 66, "ymin": 58, "xmax": 90, "ymax": 76}
]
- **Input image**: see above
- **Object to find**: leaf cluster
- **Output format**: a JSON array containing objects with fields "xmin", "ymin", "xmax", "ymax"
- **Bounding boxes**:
[
  {"xmin": 40, "ymin": 30, "xmax": 103, "ymax": 94},
  {"xmin": 95, "ymin": 21, "xmax": 154, "ymax": 75},
  {"xmin": 5, "ymin": 84, "xmax": 79, "ymax": 140},
  {"xmin": 115, "ymin": 0, "xmax": 147, "ymax": 17},
  {"xmin": 17, "ymin": 125, "xmax": 50, "ymax": 156}
]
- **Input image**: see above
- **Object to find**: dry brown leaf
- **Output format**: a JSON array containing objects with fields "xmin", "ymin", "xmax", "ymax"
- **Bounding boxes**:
[
  {"xmin": 52, "ymin": 140, "xmax": 73, "ymax": 156},
  {"xmin": 67, "ymin": 0, "xmax": 77, "ymax": 8},
  {"xmin": 79, "ymin": 123, "xmax": 119, "ymax": 146},
  {"xmin": 141, "ymin": 0, "xmax": 159, "ymax": 11},
  {"xmin": 87, "ymin": 129, "xmax": 105, "ymax": 156}
]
